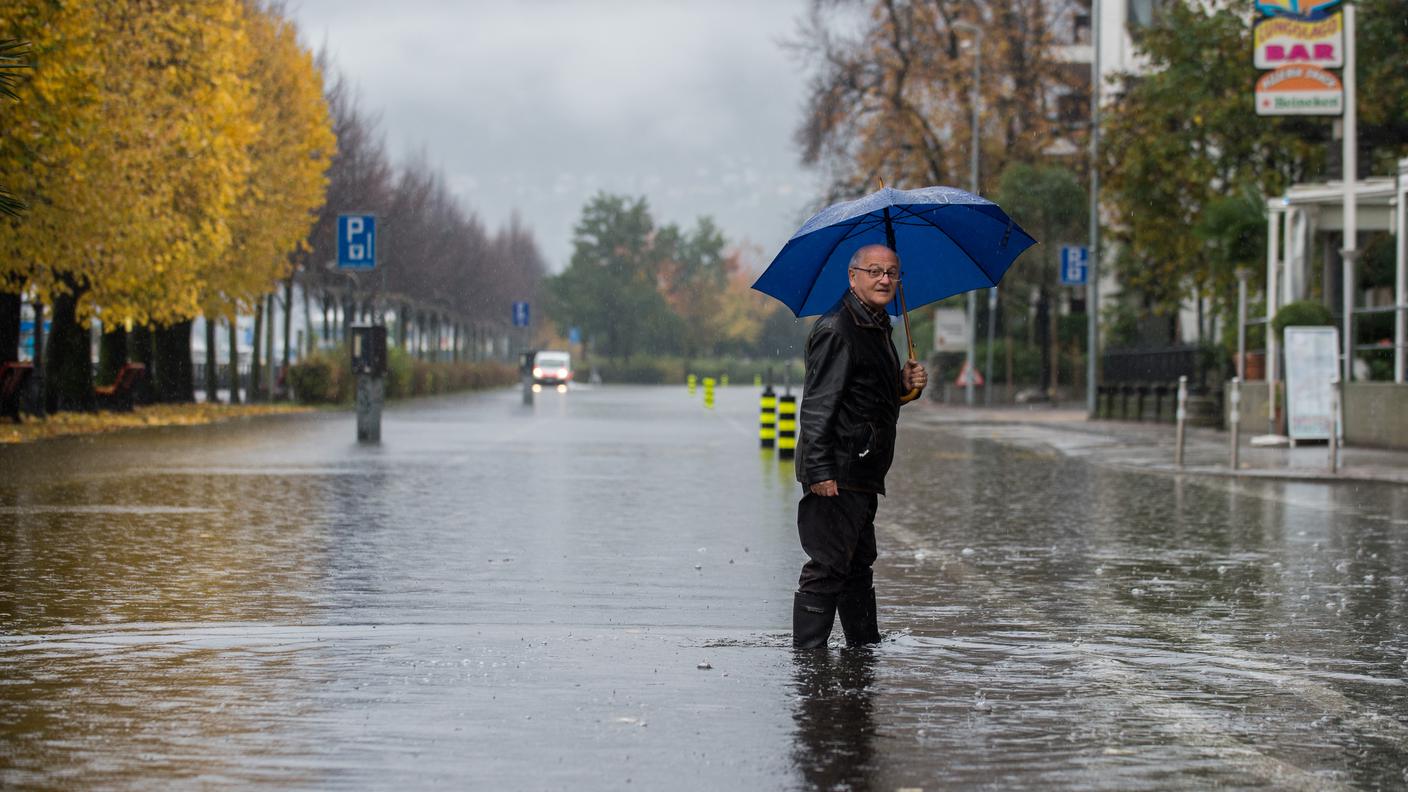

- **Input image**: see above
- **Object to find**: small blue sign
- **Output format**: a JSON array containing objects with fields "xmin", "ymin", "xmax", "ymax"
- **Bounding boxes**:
[
  {"xmin": 568, "ymin": 326, "xmax": 581, "ymax": 344},
  {"xmin": 1060, "ymin": 245, "xmax": 1089, "ymax": 286},
  {"xmin": 338, "ymin": 214, "xmax": 376, "ymax": 270},
  {"xmin": 512, "ymin": 302, "xmax": 531, "ymax": 327}
]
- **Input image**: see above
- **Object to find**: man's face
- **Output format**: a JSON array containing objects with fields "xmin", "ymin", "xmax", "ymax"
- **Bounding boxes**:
[{"xmin": 848, "ymin": 247, "xmax": 900, "ymax": 311}]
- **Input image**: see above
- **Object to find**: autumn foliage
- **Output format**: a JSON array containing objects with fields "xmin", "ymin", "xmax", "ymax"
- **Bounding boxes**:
[{"xmin": 0, "ymin": 0, "xmax": 334, "ymax": 407}]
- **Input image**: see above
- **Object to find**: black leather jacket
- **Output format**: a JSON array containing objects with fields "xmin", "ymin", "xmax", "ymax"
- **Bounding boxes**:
[{"xmin": 795, "ymin": 290, "xmax": 913, "ymax": 495}]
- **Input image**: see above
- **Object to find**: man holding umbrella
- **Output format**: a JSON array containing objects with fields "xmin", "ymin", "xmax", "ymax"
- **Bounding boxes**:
[
  {"xmin": 793, "ymin": 244, "xmax": 926, "ymax": 648},
  {"xmin": 751, "ymin": 185, "xmax": 1035, "ymax": 649}
]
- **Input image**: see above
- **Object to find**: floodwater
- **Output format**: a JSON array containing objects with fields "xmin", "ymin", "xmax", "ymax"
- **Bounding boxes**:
[{"xmin": 1, "ymin": 385, "xmax": 1406, "ymax": 790}]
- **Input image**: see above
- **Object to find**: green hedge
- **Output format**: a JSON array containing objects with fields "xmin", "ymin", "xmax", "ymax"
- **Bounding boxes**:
[
  {"xmin": 584, "ymin": 356, "xmax": 804, "ymax": 385},
  {"xmin": 288, "ymin": 345, "xmax": 516, "ymax": 404}
]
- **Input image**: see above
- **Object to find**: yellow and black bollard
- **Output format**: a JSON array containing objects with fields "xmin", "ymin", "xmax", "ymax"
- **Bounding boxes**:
[
  {"xmin": 687, "ymin": 373, "xmax": 697, "ymax": 395},
  {"xmin": 721, "ymin": 374, "xmax": 729, "ymax": 387},
  {"xmin": 703, "ymin": 377, "xmax": 715, "ymax": 409},
  {"xmin": 777, "ymin": 394, "xmax": 797, "ymax": 459},
  {"xmin": 759, "ymin": 386, "xmax": 777, "ymax": 448},
  {"xmin": 753, "ymin": 374, "xmax": 762, "ymax": 387}
]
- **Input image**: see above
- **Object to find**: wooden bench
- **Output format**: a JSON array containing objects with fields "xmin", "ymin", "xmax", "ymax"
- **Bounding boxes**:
[
  {"xmin": 1, "ymin": 361, "xmax": 34, "ymax": 421},
  {"xmin": 95, "ymin": 362, "xmax": 146, "ymax": 412}
]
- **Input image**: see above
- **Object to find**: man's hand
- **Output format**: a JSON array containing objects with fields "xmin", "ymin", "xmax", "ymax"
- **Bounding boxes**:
[
  {"xmin": 809, "ymin": 480, "xmax": 838, "ymax": 497},
  {"xmin": 903, "ymin": 359, "xmax": 927, "ymax": 392}
]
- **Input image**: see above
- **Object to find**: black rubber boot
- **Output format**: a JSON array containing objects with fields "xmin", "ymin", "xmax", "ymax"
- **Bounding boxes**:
[
  {"xmin": 792, "ymin": 591, "xmax": 837, "ymax": 649},
  {"xmin": 837, "ymin": 587, "xmax": 881, "ymax": 647}
]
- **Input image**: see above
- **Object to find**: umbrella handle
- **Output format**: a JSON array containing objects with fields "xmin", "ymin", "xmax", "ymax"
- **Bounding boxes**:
[{"xmin": 898, "ymin": 280, "xmax": 922, "ymax": 404}]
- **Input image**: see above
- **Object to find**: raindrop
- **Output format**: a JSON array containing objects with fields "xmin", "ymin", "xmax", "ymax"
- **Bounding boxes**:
[{"xmin": 973, "ymin": 690, "xmax": 992, "ymax": 712}]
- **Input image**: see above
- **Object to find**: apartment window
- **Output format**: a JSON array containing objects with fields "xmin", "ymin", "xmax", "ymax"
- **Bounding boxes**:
[{"xmin": 1127, "ymin": 0, "xmax": 1163, "ymax": 28}]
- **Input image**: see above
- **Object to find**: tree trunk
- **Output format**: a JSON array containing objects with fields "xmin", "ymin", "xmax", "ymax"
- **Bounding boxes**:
[
  {"xmin": 0, "ymin": 291, "xmax": 20, "ymax": 363},
  {"xmin": 251, "ymin": 301, "xmax": 264, "ymax": 402},
  {"xmin": 204, "ymin": 315, "xmax": 220, "ymax": 403},
  {"xmin": 97, "ymin": 325, "xmax": 127, "ymax": 386},
  {"xmin": 321, "ymin": 292, "xmax": 331, "ymax": 350},
  {"xmin": 227, "ymin": 317, "xmax": 241, "ymax": 404},
  {"xmin": 1048, "ymin": 292, "xmax": 1060, "ymax": 394},
  {"xmin": 130, "ymin": 325, "xmax": 154, "ymax": 405},
  {"xmin": 302, "ymin": 281, "xmax": 313, "ymax": 357},
  {"xmin": 265, "ymin": 293, "xmax": 276, "ymax": 400},
  {"xmin": 282, "ymin": 276, "xmax": 294, "ymax": 375},
  {"xmin": 1035, "ymin": 289, "xmax": 1051, "ymax": 393},
  {"xmin": 45, "ymin": 278, "xmax": 95, "ymax": 413},
  {"xmin": 154, "ymin": 320, "xmax": 194, "ymax": 403}
]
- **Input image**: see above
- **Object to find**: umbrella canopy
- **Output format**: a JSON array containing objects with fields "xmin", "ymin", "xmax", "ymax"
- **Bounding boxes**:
[{"xmin": 753, "ymin": 186, "xmax": 1037, "ymax": 317}]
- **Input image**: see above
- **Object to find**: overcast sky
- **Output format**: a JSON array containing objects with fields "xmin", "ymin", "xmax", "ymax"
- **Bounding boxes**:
[{"xmin": 289, "ymin": 0, "xmax": 825, "ymax": 273}]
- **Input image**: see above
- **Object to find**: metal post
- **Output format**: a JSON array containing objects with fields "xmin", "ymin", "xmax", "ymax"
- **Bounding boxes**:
[
  {"xmin": 985, "ymin": 286, "xmax": 997, "ymax": 406},
  {"xmin": 1266, "ymin": 205, "xmax": 1281, "ymax": 436},
  {"xmin": 1086, "ymin": 0, "xmax": 1102, "ymax": 416},
  {"xmin": 1396, "ymin": 157, "xmax": 1407, "ymax": 383},
  {"xmin": 1328, "ymin": 377, "xmax": 1340, "ymax": 473},
  {"xmin": 1341, "ymin": 2, "xmax": 1357, "ymax": 387},
  {"xmin": 953, "ymin": 20, "xmax": 982, "ymax": 408},
  {"xmin": 1174, "ymin": 375, "xmax": 1188, "ymax": 468},
  {"xmin": 1235, "ymin": 268, "xmax": 1250, "ymax": 379},
  {"xmin": 1228, "ymin": 377, "xmax": 1241, "ymax": 471}
]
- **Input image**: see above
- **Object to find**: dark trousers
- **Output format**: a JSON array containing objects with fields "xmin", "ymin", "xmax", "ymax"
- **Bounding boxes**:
[{"xmin": 797, "ymin": 489, "xmax": 878, "ymax": 597}]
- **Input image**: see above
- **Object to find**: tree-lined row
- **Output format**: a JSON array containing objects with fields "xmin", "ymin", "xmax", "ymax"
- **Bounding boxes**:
[
  {"xmin": 300, "ymin": 72, "xmax": 546, "ymax": 356},
  {"xmin": 0, "ymin": 0, "xmax": 333, "ymax": 410},
  {"xmin": 546, "ymin": 193, "xmax": 806, "ymax": 362}
]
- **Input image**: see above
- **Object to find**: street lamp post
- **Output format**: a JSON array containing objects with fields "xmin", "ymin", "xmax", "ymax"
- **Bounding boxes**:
[
  {"xmin": 1086, "ymin": 0, "xmax": 1102, "ymax": 416},
  {"xmin": 952, "ymin": 20, "xmax": 983, "ymax": 407}
]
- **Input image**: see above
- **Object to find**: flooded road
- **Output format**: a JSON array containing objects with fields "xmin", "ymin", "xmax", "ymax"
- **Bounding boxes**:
[{"xmin": 2, "ymin": 386, "xmax": 1406, "ymax": 789}]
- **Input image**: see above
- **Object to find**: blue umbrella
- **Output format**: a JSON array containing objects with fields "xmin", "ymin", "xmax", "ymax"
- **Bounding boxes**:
[
  {"xmin": 754, "ymin": 185, "xmax": 1036, "ymax": 318},
  {"xmin": 753, "ymin": 185, "xmax": 1036, "ymax": 402}
]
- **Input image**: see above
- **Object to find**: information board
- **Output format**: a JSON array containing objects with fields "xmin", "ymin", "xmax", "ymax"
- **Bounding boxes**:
[{"xmin": 1283, "ymin": 325, "xmax": 1339, "ymax": 440}]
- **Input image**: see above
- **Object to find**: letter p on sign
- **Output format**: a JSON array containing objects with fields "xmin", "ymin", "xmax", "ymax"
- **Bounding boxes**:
[{"xmin": 338, "ymin": 214, "xmax": 376, "ymax": 270}]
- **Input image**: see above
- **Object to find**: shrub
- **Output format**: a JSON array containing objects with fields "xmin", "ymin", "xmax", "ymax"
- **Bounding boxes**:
[
  {"xmin": 289, "ymin": 345, "xmax": 517, "ymax": 405},
  {"xmin": 287, "ymin": 350, "xmax": 348, "ymax": 404},
  {"xmin": 1271, "ymin": 300, "xmax": 1333, "ymax": 341}
]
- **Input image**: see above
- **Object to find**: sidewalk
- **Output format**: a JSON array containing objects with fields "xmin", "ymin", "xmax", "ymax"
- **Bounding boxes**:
[{"xmin": 912, "ymin": 401, "xmax": 1408, "ymax": 486}]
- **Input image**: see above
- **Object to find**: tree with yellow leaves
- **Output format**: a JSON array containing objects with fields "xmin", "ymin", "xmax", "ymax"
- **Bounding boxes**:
[
  {"xmin": 199, "ymin": 1, "xmax": 334, "ymax": 403},
  {"xmin": 0, "ymin": 0, "xmax": 260, "ymax": 410}
]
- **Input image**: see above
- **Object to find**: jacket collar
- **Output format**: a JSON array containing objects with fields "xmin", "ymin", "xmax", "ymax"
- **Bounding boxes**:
[{"xmin": 842, "ymin": 289, "xmax": 891, "ymax": 330}]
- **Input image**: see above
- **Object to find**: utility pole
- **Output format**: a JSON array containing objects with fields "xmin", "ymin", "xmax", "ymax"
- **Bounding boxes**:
[
  {"xmin": 1086, "ymin": 0, "xmax": 1101, "ymax": 416},
  {"xmin": 952, "ymin": 19, "xmax": 983, "ymax": 407}
]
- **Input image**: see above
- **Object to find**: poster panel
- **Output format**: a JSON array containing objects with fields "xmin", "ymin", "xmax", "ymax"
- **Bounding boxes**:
[{"xmin": 1283, "ymin": 325, "xmax": 1339, "ymax": 440}]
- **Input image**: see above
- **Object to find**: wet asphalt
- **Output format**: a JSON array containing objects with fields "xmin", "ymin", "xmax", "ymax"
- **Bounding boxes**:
[{"xmin": 2, "ymin": 384, "xmax": 1407, "ymax": 790}]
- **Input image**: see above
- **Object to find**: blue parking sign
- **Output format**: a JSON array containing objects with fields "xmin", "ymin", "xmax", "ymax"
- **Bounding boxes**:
[
  {"xmin": 1060, "ymin": 245, "xmax": 1088, "ymax": 286},
  {"xmin": 512, "ymin": 302, "xmax": 530, "ymax": 327},
  {"xmin": 338, "ymin": 214, "xmax": 376, "ymax": 270}
]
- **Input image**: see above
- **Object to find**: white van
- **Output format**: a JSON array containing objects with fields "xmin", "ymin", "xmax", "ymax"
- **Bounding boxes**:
[{"xmin": 531, "ymin": 350, "xmax": 572, "ymax": 391}]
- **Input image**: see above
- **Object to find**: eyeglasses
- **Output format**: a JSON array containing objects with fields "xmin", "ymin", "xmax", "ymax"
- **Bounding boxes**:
[{"xmin": 850, "ymin": 266, "xmax": 901, "ymax": 281}]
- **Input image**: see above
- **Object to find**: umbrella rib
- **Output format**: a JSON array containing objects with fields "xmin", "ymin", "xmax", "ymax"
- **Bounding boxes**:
[{"xmin": 892, "ymin": 204, "xmax": 1000, "ymax": 285}]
